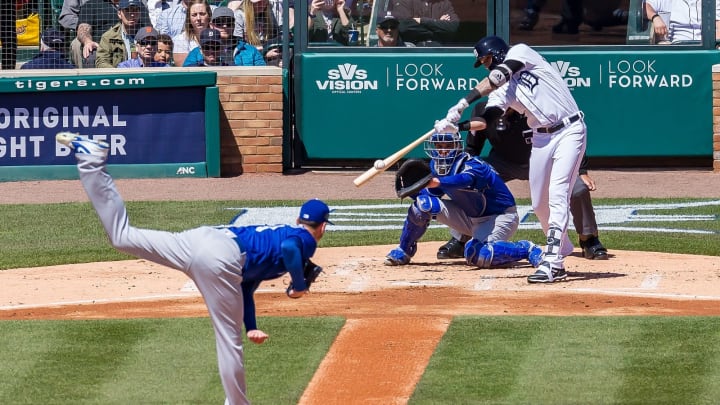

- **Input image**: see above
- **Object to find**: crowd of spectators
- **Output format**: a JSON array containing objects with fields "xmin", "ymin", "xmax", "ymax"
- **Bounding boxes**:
[{"xmin": 3, "ymin": 0, "xmax": 720, "ymax": 70}]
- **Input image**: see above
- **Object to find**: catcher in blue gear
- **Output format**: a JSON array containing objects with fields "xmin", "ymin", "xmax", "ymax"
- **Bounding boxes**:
[{"xmin": 385, "ymin": 124, "xmax": 543, "ymax": 268}]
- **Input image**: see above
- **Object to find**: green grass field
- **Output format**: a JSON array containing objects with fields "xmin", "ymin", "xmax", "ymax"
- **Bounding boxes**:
[{"xmin": 1, "ymin": 198, "xmax": 718, "ymax": 403}]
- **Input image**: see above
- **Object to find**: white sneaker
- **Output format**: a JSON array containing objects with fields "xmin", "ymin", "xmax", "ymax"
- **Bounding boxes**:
[{"xmin": 56, "ymin": 132, "xmax": 109, "ymax": 159}]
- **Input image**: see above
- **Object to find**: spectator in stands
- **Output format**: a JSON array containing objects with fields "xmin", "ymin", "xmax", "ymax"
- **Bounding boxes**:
[
  {"xmin": 96, "ymin": 0, "xmax": 147, "ymax": 68},
  {"xmin": 117, "ymin": 26, "xmax": 169, "ymax": 67},
  {"xmin": 665, "ymin": 0, "xmax": 720, "ymax": 43},
  {"xmin": 232, "ymin": 0, "xmax": 290, "ymax": 61},
  {"xmin": 59, "ymin": 0, "xmax": 89, "ymax": 33},
  {"xmin": 171, "ymin": 0, "xmax": 212, "ymax": 67},
  {"xmin": 21, "ymin": 29, "xmax": 76, "ymax": 69},
  {"xmin": 154, "ymin": 33, "xmax": 174, "ymax": 64},
  {"xmin": 147, "ymin": 0, "xmax": 172, "ymax": 27},
  {"xmin": 184, "ymin": 27, "xmax": 266, "ymax": 66},
  {"xmin": 156, "ymin": 0, "xmax": 192, "ymax": 37},
  {"xmin": 210, "ymin": 6, "xmax": 238, "ymax": 45},
  {"xmin": 308, "ymin": 0, "xmax": 355, "ymax": 45},
  {"xmin": 0, "ymin": 1, "xmax": 17, "ymax": 69},
  {"xmin": 201, "ymin": 6, "xmax": 264, "ymax": 65},
  {"xmin": 374, "ymin": 11, "xmax": 414, "ymax": 47},
  {"xmin": 389, "ymin": 0, "xmax": 459, "ymax": 46},
  {"xmin": 645, "ymin": 0, "xmax": 671, "ymax": 44},
  {"xmin": 517, "ymin": 0, "xmax": 627, "ymax": 34},
  {"xmin": 70, "ymin": 0, "xmax": 150, "ymax": 68}
]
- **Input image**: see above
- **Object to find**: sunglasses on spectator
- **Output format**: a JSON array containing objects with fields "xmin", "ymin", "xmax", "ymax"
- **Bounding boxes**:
[
  {"xmin": 378, "ymin": 23, "xmax": 399, "ymax": 31},
  {"xmin": 138, "ymin": 39, "xmax": 157, "ymax": 46},
  {"xmin": 213, "ymin": 18, "xmax": 234, "ymax": 27}
]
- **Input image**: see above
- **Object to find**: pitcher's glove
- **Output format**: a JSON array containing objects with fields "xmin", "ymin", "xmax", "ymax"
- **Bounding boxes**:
[
  {"xmin": 395, "ymin": 159, "xmax": 433, "ymax": 199},
  {"xmin": 286, "ymin": 260, "xmax": 323, "ymax": 297}
]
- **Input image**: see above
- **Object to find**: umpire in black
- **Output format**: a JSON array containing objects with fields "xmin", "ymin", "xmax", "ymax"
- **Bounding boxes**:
[{"xmin": 437, "ymin": 101, "xmax": 608, "ymax": 260}]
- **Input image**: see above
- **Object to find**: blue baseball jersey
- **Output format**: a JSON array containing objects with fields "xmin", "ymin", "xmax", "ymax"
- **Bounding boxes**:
[
  {"xmin": 228, "ymin": 224, "xmax": 318, "ymax": 331},
  {"xmin": 426, "ymin": 153, "xmax": 516, "ymax": 217},
  {"xmin": 229, "ymin": 224, "xmax": 317, "ymax": 280}
]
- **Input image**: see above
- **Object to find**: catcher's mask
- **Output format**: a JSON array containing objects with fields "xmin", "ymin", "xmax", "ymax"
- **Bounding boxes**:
[
  {"xmin": 425, "ymin": 132, "xmax": 464, "ymax": 176},
  {"xmin": 473, "ymin": 35, "xmax": 508, "ymax": 69}
]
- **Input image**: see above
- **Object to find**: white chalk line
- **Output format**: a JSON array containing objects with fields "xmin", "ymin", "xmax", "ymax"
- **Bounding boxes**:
[{"xmin": 0, "ymin": 292, "xmax": 201, "ymax": 311}]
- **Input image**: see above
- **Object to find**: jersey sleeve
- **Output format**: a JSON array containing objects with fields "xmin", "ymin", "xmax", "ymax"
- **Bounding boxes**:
[
  {"xmin": 241, "ymin": 279, "xmax": 262, "ymax": 331},
  {"xmin": 280, "ymin": 236, "xmax": 307, "ymax": 292}
]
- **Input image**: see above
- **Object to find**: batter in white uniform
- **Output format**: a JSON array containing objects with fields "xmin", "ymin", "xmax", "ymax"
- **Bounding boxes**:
[{"xmin": 435, "ymin": 35, "xmax": 586, "ymax": 283}]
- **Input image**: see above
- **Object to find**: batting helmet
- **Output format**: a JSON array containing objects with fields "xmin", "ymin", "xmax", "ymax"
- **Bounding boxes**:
[{"xmin": 473, "ymin": 36, "xmax": 509, "ymax": 69}]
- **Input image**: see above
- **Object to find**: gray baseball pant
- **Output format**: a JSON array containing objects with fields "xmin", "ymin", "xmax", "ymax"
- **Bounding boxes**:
[{"xmin": 76, "ymin": 155, "xmax": 249, "ymax": 405}]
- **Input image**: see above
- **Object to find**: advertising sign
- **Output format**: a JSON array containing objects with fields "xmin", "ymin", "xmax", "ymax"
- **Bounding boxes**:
[
  {"xmin": 0, "ymin": 71, "xmax": 219, "ymax": 181},
  {"xmin": 0, "ymin": 88, "xmax": 205, "ymax": 166},
  {"xmin": 298, "ymin": 51, "xmax": 718, "ymax": 159}
]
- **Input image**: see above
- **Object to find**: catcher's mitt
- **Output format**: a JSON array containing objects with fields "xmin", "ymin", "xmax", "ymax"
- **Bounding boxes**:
[
  {"xmin": 286, "ymin": 259, "xmax": 323, "ymax": 297},
  {"xmin": 395, "ymin": 159, "xmax": 433, "ymax": 199}
]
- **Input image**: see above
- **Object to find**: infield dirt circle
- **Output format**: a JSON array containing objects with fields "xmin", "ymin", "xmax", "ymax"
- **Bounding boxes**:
[{"xmin": 1, "ymin": 169, "xmax": 719, "ymax": 404}]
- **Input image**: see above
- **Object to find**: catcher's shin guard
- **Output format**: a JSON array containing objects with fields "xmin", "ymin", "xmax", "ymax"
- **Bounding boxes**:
[
  {"xmin": 398, "ymin": 206, "xmax": 431, "ymax": 256},
  {"xmin": 465, "ymin": 240, "xmax": 533, "ymax": 268}
]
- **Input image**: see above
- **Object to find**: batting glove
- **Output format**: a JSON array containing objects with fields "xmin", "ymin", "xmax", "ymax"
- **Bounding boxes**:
[
  {"xmin": 434, "ymin": 119, "xmax": 458, "ymax": 134},
  {"xmin": 454, "ymin": 98, "xmax": 470, "ymax": 113},
  {"xmin": 446, "ymin": 99, "xmax": 469, "ymax": 123},
  {"xmin": 446, "ymin": 108, "xmax": 462, "ymax": 124}
]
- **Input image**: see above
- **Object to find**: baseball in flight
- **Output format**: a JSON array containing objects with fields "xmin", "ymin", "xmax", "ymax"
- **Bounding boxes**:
[{"xmin": 374, "ymin": 160, "xmax": 386, "ymax": 170}]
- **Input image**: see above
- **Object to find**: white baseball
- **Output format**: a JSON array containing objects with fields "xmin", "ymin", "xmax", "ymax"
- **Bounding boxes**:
[{"xmin": 374, "ymin": 160, "xmax": 386, "ymax": 170}]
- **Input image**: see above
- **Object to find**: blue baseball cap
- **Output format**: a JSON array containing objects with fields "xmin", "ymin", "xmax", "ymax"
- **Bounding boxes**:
[
  {"xmin": 299, "ymin": 199, "xmax": 333, "ymax": 224},
  {"xmin": 119, "ymin": 0, "xmax": 144, "ymax": 9},
  {"xmin": 41, "ymin": 29, "xmax": 65, "ymax": 47},
  {"xmin": 200, "ymin": 28, "xmax": 223, "ymax": 45}
]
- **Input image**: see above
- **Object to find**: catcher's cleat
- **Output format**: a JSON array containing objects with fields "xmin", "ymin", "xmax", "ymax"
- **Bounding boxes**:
[
  {"xmin": 580, "ymin": 236, "xmax": 608, "ymax": 260},
  {"xmin": 384, "ymin": 247, "xmax": 411, "ymax": 266},
  {"xmin": 56, "ymin": 132, "xmax": 110, "ymax": 159},
  {"xmin": 527, "ymin": 261, "xmax": 567, "ymax": 284},
  {"xmin": 437, "ymin": 237, "xmax": 466, "ymax": 259}
]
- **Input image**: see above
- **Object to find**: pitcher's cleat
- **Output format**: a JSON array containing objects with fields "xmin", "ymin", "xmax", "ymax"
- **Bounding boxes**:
[{"xmin": 56, "ymin": 132, "xmax": 110, "ymax": 158}]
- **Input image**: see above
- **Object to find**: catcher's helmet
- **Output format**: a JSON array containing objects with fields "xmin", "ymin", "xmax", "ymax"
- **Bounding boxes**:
[
  {"xmin": 473, "ymin": 36, "xmax": 509, "ymax": 69},
  {"xmin": 425, "ymin": 132, "xmax": 464, "ymax": 176}
]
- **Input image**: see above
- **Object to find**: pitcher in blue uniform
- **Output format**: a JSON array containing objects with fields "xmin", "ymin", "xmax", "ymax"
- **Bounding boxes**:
[
  {"xmin": 384, "ymin": 126, "xmax": 541, "ymax": 269},
  {"xmin": 55, "ymin": 132, "xmax": 331, "ymax": 405}
]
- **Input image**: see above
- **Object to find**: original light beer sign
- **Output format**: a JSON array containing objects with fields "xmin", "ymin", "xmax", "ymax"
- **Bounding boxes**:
[{"xmin": 0, "ymin": 71, "xmax": 219, "ymax": 180}]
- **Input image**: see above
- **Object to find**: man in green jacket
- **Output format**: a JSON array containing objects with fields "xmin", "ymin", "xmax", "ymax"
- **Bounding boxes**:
[{"xmin": 96, "ymin": 0, "xmax": 146, "ymax": 67}]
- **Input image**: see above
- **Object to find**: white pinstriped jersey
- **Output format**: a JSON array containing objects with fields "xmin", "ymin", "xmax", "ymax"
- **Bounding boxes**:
[{"xmin": 487, "ymin": 43, "xmax": 579, "ymax": 129}]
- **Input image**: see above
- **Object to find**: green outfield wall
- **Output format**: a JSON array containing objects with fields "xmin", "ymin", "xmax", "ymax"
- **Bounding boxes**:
[{"xmin": 296, "ymin": 50, "xmax": 719, "ymax": 161}]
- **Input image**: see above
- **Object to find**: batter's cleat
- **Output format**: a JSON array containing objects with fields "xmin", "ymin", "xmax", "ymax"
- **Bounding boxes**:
[
  {"xmin": 527, "ymin": 261, "xmax": 567, "ymax": 283},
  {"xmin": 437, "ymin": 237, "xmax": 466, "ymax": 259},
  {"xmin": 56, "ymin": 132, "xmax": 110, "ymax": 158},
  {"xmin": 580, "ymin": 236, "xmax": 608, "ymax": 260},
  {"xmin": 384, "ymin": 247, "xmax": 412, "ymax": 266}
]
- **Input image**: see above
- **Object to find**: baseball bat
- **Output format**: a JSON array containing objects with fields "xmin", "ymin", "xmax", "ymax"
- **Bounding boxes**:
[{"xmin": 353, "ymin": 128, "xmax": 434, "ymax": 187}]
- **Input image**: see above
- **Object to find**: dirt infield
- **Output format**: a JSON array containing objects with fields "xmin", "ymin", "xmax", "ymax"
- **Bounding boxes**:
[{"xmin": 1, "ymin": 168, "xmax": 719, "ymax": 404}]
